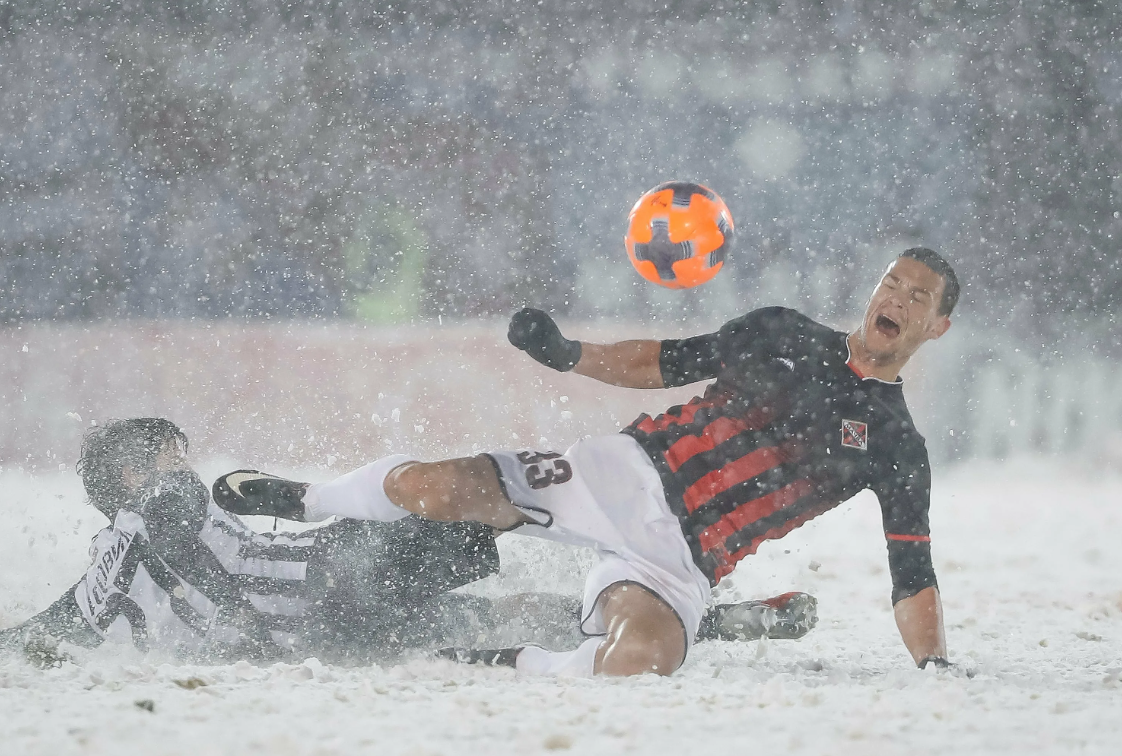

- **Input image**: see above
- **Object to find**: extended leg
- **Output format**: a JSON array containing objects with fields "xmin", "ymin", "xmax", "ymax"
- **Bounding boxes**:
[
  {"xmin": 382, "ymin": 457, "xmax": 530, "ymax": 531},
  {"xmin": 217, "ymin": 455, "xmax": 532, "ymax": 529}
]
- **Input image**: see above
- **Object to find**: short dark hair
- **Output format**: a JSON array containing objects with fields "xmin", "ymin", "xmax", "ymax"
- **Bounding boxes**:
[
  {"xmin": 77, "ymin": 418, "xmax": 188, "ymax": 514},
  {"xmin": 899, "ymin": 247, "xmax": 959, "ymax": 316}
]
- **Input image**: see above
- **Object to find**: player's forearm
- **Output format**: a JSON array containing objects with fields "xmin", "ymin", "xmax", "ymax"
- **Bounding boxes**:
[
  {"xmin": 6, "ymin": 585, "xmax": 103, "ymax": 649},
  {"xmin": 572, "ymin": 340, "xmax": 664, "ymax": 388},
  {"xmin": 893, "ymin": 585, "xmax": 947, "ymax": 666}
]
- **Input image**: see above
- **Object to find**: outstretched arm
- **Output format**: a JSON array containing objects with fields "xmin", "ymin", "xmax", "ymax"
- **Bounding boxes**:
[
  {"xmin": 572, "ymin": 340, "xmax": 663, "ymax": 388},
  {"xmin": 508, "ymin": 307, "xmax": 721, "ymax": 389},
  {"xmin": 876, "ymin": 444, "xmax": 950, "ymax": 668},
  {"xmin": 893, "ymin": 585, "xmax": 947, "ymax": 666},
  {"xmin": 507, "ymin": 307, "xmax": 662, "ymax": 387}
]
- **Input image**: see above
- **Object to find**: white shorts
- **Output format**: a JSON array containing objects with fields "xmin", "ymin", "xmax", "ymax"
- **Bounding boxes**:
[{"xmin": 485, "ymin": 434, "xmax": 711, "ymax": 652}]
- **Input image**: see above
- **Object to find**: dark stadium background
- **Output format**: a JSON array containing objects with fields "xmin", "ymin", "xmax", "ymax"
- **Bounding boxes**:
[{"xmin": 1, "ymin": 0, "xmax": 1119, "ymax": 469}]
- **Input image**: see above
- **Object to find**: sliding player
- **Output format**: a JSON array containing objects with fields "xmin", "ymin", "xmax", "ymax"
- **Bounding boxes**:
[
  {"xmin": 215, "ymin": 248, "xmax": 955, "ymax": 677},
  {"xmin": 2, "ymin": 419, "xmax": 813, "ymax": 664}
]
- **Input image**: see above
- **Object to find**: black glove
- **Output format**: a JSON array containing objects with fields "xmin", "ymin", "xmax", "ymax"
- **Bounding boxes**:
[
  {"xmin": 918, "ymin": 655, "xmax": 953, "ymax": 669},
  {"xmin": 507, "ymin": 307, "xmax": 582, "ymax": 372}
]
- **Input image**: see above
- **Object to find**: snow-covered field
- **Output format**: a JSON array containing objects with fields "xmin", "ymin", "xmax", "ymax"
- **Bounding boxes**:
[{"xmin": 2, "ymin": 457, "xmax": 1121, "ymax": 755}]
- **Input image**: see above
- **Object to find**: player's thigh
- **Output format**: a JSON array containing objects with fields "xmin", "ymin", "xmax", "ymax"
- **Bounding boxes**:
[
  {"xmin": 385, "ymin": 456, "xmax": 529, "ymax": 529},
  {"xmin": 596, "ymin": 581, "xmax": 687, "ymax": 677}
]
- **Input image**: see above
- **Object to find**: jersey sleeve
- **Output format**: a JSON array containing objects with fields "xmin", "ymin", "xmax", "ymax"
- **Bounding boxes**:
[
  {"xmin": 659, "ymin": 332, "xmax": 722, "ymax": 387},
  {"xmin": 872, "ymin": 442, "xmax": 938, "ymax": 605},
  {"xmin": 1, "ymin": 583, "xmax": 104, "ymax": 650},
  {"xmin": 660, "ymin": 308, "xmax": 804, "ymax": 387},
  {"xmin": 142, "ymin": 491, "xmax": 271, "ymax": 612}
]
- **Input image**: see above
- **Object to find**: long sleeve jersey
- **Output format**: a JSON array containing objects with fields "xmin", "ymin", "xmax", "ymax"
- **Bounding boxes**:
[{"xmin": 622, "ymin": 307, "xmax": 937, "ymax": 603}]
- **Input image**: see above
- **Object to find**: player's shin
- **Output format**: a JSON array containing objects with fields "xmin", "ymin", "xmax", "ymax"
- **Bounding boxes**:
[{"xmin": 303, "ymin": 455, "xmax": 418, "ymax": 522}]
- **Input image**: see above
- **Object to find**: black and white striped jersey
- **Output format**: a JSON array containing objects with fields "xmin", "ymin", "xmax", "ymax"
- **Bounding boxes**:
[
  {"xmin": 75, "ymin": 472, "xmax": 319, "ymax": 656},
  {"xmin": 64, "ymin": 471, "xmax": 499, "ymax": 657}
]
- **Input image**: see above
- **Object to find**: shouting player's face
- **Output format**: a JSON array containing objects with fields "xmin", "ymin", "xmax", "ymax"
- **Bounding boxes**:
[{"xmin": 856, "ymin": 257, "xmax": 951, "ymax": 365}]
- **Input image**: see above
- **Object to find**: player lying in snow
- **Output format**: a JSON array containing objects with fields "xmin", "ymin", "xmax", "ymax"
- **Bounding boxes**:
[
  {"xmin": 213, "ymin": 247, "xmax": 956, "ymax": 678},
  {"xmin": 0, "ymin": 418, "xmax": 816, "ymax": 664},
  {"xmin": 0, "ymin": 418, "xmax": 501, "ymax": 663}
]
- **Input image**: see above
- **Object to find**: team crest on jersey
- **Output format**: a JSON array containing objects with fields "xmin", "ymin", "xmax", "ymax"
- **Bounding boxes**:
[{"xmin": 841, "ymin": 419, "xmax": 868, "ymax": 450}]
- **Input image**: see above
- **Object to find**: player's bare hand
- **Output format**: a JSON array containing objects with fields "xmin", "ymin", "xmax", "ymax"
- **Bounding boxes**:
[{"xmin": 508, "ymin": 307, "xmax": 582, "ymax": 372}]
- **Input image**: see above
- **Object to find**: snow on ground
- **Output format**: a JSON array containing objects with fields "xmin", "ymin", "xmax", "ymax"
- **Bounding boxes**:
[{"xmin": 2, "ymin": 457, "xmax": 1121, "ymax": 755}]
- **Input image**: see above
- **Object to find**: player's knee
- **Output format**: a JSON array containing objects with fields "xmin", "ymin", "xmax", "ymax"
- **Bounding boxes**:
[
  {"xmin": 596, "ymin": 586, "xmax": 687, "ymax": 677},
  {"xmin": 384, "ymin": 462, "xmax": 463, "ymax": 521},
  {"xmin": 599, "ymin": 632, "xmax": 682, "ymax": 677}
]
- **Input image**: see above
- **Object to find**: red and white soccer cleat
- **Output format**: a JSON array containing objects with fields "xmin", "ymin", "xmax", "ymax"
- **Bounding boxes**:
[{"xmin": 697, "ymin": 591, "xmax": 818, "ymax": 642}]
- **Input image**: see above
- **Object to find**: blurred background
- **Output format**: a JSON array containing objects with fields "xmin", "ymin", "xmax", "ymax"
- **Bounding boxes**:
[{"xmin": 1, "ymin": 0, "xmax": 1120, "ymax": 472}]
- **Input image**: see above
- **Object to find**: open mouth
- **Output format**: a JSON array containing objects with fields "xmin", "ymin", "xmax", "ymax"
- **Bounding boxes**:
[{"xmin": 874, "ymin": 314, "xmax": 901, "ymax": 338}]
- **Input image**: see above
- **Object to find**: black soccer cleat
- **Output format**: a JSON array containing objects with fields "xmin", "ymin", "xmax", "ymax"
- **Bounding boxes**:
[
  {"xmin": 212, "ymin": 470, "xmax": 309, "ymax": 521},
  {"xmin": 698, "ymin": 591, "xmax": 818, "ymax": 642},
  {"xmin": 435, "ymin": 646, "xmax": 522, "ymax": 668}
]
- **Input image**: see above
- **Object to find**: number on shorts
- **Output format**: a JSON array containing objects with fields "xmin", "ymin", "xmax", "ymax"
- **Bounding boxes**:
[{"xmin": 517, "ymin": 450, "xmax": 573, "ymax": 490}]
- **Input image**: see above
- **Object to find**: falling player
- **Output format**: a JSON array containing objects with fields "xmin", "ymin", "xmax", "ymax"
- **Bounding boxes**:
[{"xmin": 214, "ymin": 247, "xmax": 956, "ymax": 677}]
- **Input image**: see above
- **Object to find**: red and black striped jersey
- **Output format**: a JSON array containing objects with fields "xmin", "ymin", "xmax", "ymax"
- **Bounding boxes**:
[{"xmin": 622, "ymin": 307, "xmax": 936, "ymax": 604}]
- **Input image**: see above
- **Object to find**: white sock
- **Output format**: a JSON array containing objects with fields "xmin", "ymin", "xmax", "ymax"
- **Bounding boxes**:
[
  {"xmin": 515, "ymin": 638, "xmax": 603, "ymax": 678},
  {"xmin": 302, "ymin": 454, "xmax": 417, "ymax": 522}
]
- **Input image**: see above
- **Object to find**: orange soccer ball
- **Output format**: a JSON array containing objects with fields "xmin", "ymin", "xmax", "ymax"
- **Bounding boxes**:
[{"xmin": 624, "ymin": 181, "xmax": 734, "ymax": 289}]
